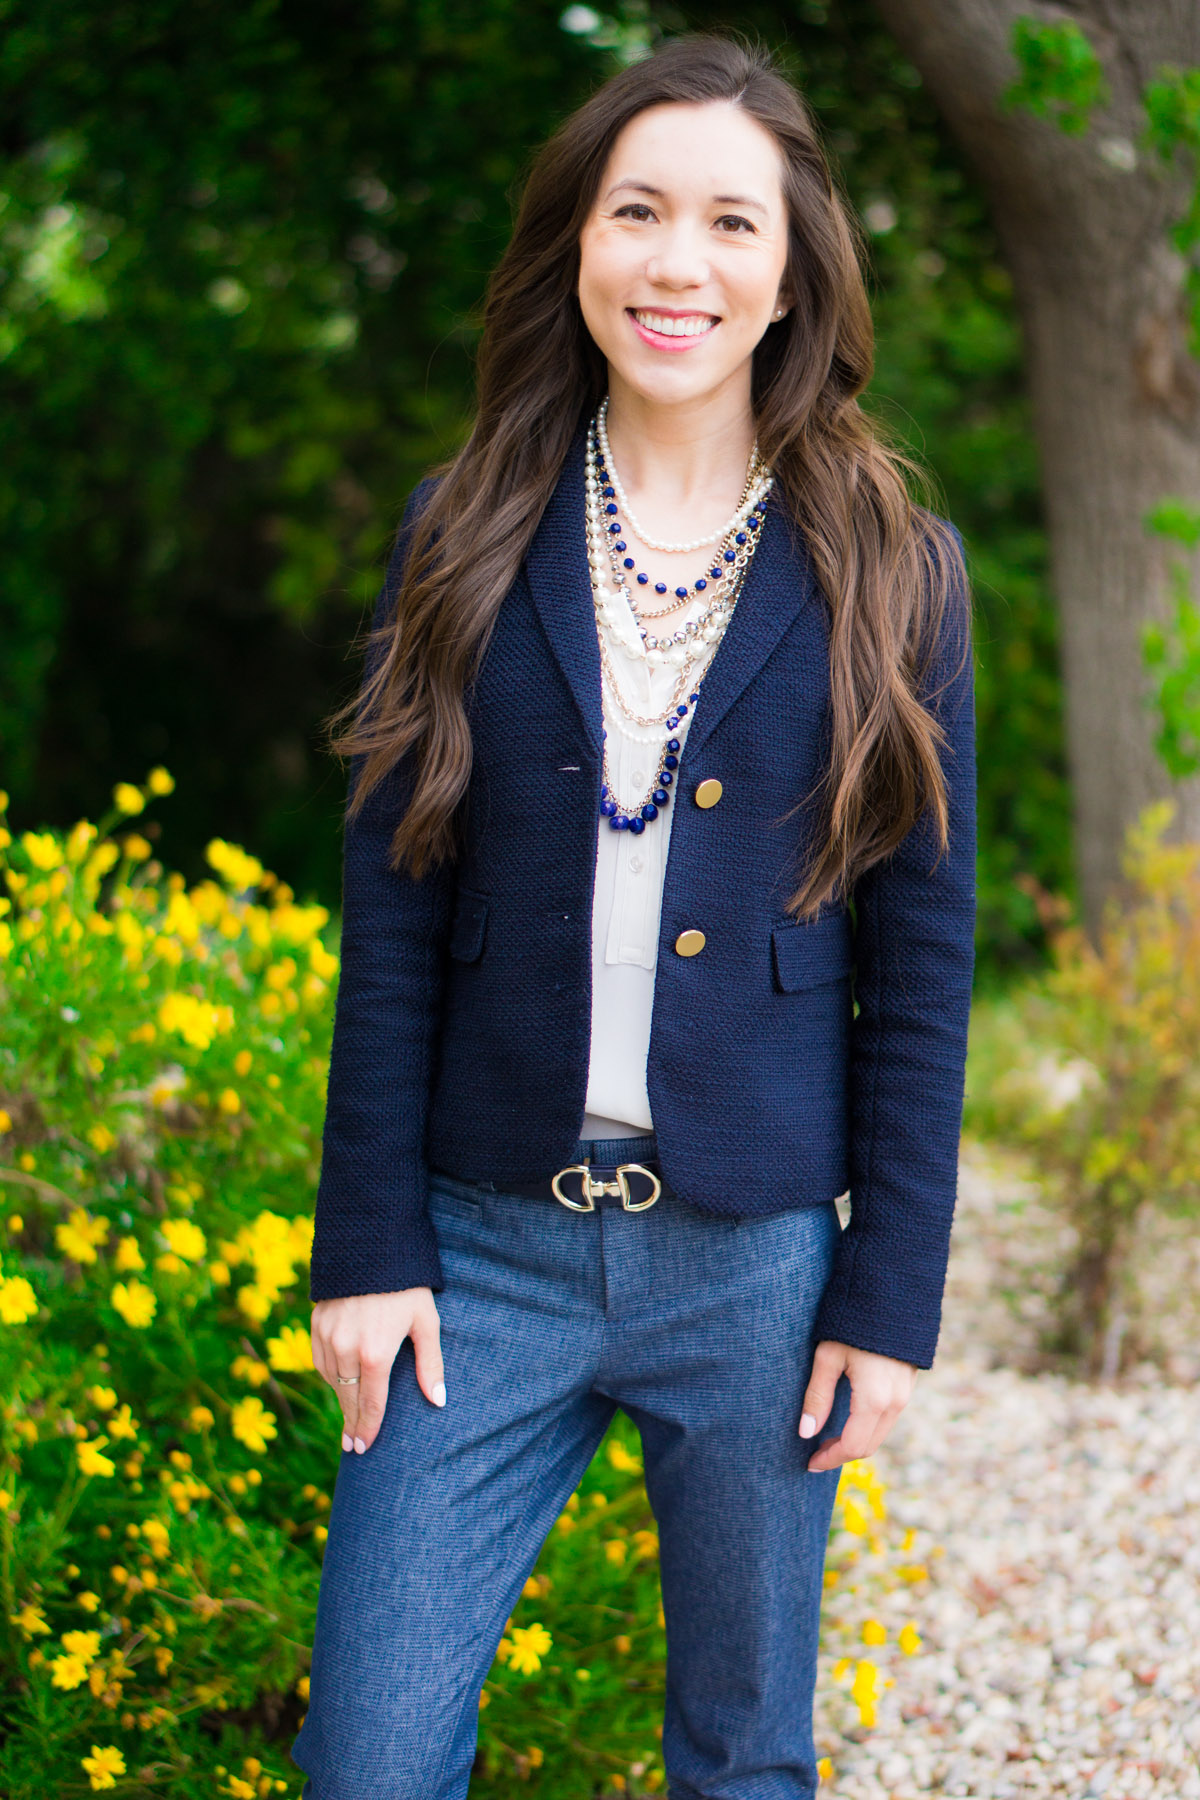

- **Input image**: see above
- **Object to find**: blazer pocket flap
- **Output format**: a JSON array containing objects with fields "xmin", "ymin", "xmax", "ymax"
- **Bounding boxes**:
[
  {"xmin": 449, "ymin": 889, "xmax": 489, "ymax": 963},
  {"xmin": 771, "ymin": 913, "xmax": 854, "ymax": 993}
]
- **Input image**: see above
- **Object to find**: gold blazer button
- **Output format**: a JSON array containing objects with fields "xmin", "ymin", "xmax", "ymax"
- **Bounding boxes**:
[
  {"xmin": 674, "ymin": 929, "xmax": 707, "ymax": 957},
  {"xmin": 694, "ymin": 778, "xmax": 724, "ymax": 809}
]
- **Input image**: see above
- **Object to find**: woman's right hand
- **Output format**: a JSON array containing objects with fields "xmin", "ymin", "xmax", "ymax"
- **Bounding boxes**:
[{"xmin": 310, "ymin": 1287, "xmax": 446, "ymax": 1453}]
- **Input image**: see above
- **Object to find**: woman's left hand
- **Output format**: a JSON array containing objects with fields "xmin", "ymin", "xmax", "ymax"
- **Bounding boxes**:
[{"xmin": 799, "ymin": 1339, "xmax": 917, "ymax": 1472}]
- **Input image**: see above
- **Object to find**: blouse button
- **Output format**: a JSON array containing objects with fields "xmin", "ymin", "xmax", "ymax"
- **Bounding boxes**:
[{"xmin": 629, "ymin": 854, "xmax": 644, "ymax": 874}]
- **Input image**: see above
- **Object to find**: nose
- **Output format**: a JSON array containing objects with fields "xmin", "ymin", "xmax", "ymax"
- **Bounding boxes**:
[{"xmin": 643, "ymin": 220, "xmax": 712, "ymax": 291}]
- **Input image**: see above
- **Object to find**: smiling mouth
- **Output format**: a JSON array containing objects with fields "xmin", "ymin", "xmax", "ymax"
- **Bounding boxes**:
[{"xmin": 628, "ymin": 308, "xmax": 719, "ymax": 340}]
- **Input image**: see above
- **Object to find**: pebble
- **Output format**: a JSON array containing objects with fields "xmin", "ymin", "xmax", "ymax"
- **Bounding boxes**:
[{"xmin": 815, "ymin": 1142, "xmax": 1200, "ymax": 1798}]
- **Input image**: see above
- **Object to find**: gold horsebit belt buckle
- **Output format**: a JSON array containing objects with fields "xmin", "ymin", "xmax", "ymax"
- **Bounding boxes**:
[{"xmin": 550, "ymin": 1161, "xmax": 662, "ymax": 1212}]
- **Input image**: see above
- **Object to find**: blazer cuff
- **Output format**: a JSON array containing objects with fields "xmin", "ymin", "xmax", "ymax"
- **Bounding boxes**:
[{"xmin": 308, "ymin": 1202, "xmax": 445, "ymax": 1302}]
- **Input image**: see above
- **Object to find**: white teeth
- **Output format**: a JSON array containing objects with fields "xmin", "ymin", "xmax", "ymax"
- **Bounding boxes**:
[{"xmin": 632, "ymin": 311, "xmax": 716, "ymax": 338}]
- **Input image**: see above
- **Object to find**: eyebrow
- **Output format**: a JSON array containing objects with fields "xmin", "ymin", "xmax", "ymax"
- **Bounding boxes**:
[{"xmin": 604, "ymin": 178, "xmax": 770, "ymax": 218}]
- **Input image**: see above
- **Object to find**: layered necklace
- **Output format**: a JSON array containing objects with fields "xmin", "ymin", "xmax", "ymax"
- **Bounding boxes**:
[{"xmin": 584, "ymin": 399, "xmax": 773, "ymax": 833}]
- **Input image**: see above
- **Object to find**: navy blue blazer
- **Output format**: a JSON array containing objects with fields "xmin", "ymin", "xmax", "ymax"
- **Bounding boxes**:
[{"xmin": 308, "ymin": 418, "xmax": 977, "ymax": 1369}]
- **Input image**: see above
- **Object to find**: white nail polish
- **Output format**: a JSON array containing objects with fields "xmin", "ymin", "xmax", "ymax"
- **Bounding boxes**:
[
  {"xmin": 354, "ymin": 1436, "xmax": 366, "ymax": 1453},
  {"xmin": 433, "ymin": 1382, "xmax": 447, "ymax": 1407},
  {"xmin": 799, "ymin": 1413, "xmax": 817, "ymax": 1438},
  {"xmin": 342, "ymin": 1432, "xmax": 353, "ymax": 1452}
]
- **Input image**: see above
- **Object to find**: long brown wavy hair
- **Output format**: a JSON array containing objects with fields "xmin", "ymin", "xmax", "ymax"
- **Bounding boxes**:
[{"xmin": 325, "ymin": 31, "xmax": 972, "ymax": 919}]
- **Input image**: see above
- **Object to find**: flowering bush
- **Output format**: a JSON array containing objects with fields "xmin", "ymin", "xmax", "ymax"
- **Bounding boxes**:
[
  {"xmin": 0, "ymin": 779, "xmax": 917, "ymax": 1795},
  {"xmin": 971, "ymin": 799, "xmax": 1200, "ymax": 1374}
]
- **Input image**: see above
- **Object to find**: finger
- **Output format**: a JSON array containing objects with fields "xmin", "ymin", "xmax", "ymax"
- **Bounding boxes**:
[
  {"xmin": 344, "ymin": 1353, "xmax": 391, "ymax": 1451},
  {"xmin": 799, "ymin": 1341, "xmax": 846, "ymax": 1440},
  {"xmin": 329, "ymin": 1338, "xmax": 365, "ymax": 1450},
  {"xmin": 806, "ymin": 1402, "xmax": 888, "ymax": 1473},
  {"xmin": 409, "ymin": 1299, "xmax": 446, "ymax": 1412}
]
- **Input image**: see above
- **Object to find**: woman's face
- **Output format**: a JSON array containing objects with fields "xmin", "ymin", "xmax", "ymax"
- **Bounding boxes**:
[{"xmin": 577, "ymin": 99, "xmax": 791, "ymax": 413}]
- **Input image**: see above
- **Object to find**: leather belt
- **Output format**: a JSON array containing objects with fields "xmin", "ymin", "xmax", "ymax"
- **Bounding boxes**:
[{"xmin": 481, "ymin": 1158, "xmax": 672, "ymax": 1212}]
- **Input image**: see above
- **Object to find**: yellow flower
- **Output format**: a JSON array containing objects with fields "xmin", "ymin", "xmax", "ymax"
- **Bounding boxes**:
[
  {"xmin": 0, "ymin": 1109, "xmax": 11, "ymax": 1133},
  {"xmin": 898, "ymin": 1622, "xmax": 923, "ymax": 1655},
  {"xmin": 236, "ymin": 1283, "xmax": 273, "ymax": 1323},
  {"xmin": 851, "ymin": 1659, "xmax": 878, "ymax": 1727},
  {"xmin": 295, "ymin": 1674, "xmax": 310, "ymax": 1701},
  {"xmin": 61, "ymin": 1629, "xmax": 101, "ymax": 1662},
  {"xmin": 217, "ymin": 1086, "xmax": 241, "ymax": 1115},
  {"xmin": 831, "ymin": 1657, "xmax": 851, "ymax": 1683},
  {"xmin": 20, "ymin": 830, "xmax": 61, "ymax": 871},
  {"xmin": 50, "ymin": 1650, "xmax": 90, "ymax": 1688},
  {"xmin": 107, "ymin": 1403, "xmax": 139, "ymax": 1441},
  {"xmin": 209, "ymin": 1259, "xmax": 231, "ymax": 1286},
  {"xmin": 114, "ymin": 1236, "xmax": 145, "ymax": 1272},
  {"xmin": 0, "ymin": 1274, "xmax": 38, "ymax": 1323},
  {"xmin": 113, "ymin": 783, "xmax": 145, "ymax": 816},
  {"xmin": 88, "ymin": 1386, "xmax": 118, "ymax": 1411},
  {"xmin": 231, "ymin": 1354, "xmax": 269, "ymax": 1386},
  {"xmin": 9, "ymin": 1601, "xmax": 51, "ymax": 1637},
  {"xmin": 146, "ymin": 767, "xmax": 174, "ymax": 795},
  {"xmin": 86, "ymin": 1124, "xmax": 116, "ymax": 1154},
  {"xmin": 861, "ymin": 1618, "xmax": 887, "ymax": 1646},
  {"xmin": 55, "ymin": 1208, "xmax": 110, "ymax": 1264},
  {"xmin": 897, "ymin": 1563, "xmax": 929, "ymax": 1584},
  {"xmin": 188, "ymin": 1404, "xmax": 215, "ymax": 1431},
  {"xmin": 506, "ymin": 1622, "xmax": 552, "ymax": 1675},
  {"xmin": 230, "ymin": 1396, "xmax": 278, "ymax": 1454},
  {"xmin": 77, "ymin": 1591, "xmax": 101, "ymax": 1612},
  {"xmin": 223, "ymin": 1779, "xmax": 256, "ymax": 1799},
  {"xmin": 157, "ymin": 991, "xmax": 234, "ymax": 1050},
  {"xmin": 161, "ymin": 1218, "xmax": 207, "ymax": 1261},
  {"xmin": 111, "ymin": 1279, "xmax": 156, "ymax": 1328},
  {"xmin": 206, "ymin": 839, "xmax": 265, "ymax": 892},
  {"xmin": 81, "ymin": 1744, "xmax": 127, "ymax": 1789},
  {"xmin": 77, "ymin": 1436, "xmax": 117, "ymax": 1478},
  {"xmin": 121, "ymin": 833, "xmax": 152, "ymax": 861},
  {"xmin": 817, "ymin": 1756, "xmax": 834, "ymax": 1781},
  {"xmin": 265, "ymin": 1323, "xmax": 312, "ymax": 1373},
  {"xmin": 607, "ymin": 1439, "xmax": 643, "ymax": 1473}
]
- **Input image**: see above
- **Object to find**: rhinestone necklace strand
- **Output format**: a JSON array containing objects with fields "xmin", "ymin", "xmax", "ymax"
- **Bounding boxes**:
[{"xmin": 585, "ymin": 409, "xmax": 770, "ymax": 830}]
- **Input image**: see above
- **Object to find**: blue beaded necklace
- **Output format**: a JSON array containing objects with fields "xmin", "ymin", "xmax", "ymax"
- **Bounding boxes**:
[{"xmin": 586, "ymin": 413, "xmax": 772, "ymax": 833}]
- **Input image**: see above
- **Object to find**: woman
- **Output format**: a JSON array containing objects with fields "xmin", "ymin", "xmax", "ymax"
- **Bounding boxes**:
[{"xmin": 292, "ymin": 31, "xmax": 975, "ymax": 1800}]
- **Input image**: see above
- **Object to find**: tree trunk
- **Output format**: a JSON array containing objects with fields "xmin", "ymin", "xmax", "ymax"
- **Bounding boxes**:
[{"xmin": 872, "ymin": 0, "xmax": 1200, "ymax": 934}]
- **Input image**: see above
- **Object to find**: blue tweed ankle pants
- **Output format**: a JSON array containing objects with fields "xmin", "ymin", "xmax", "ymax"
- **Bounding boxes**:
[{"xmin": 290, "ymin": 1133, "xmax": 853, "ymax": 1800}]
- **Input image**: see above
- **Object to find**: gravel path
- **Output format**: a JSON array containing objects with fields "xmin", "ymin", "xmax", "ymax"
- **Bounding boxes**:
[{"xmin": 813, "ymin": 1142, "xmax": 1200, "ymax": 1799}]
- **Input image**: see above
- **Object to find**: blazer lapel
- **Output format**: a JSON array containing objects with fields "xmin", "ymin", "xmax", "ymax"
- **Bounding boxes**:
[
  {"xmin": 521, "ymin": 420, "xmax": 604, "ymax": 757},
  {"xmin": 521, "ymin": 418, "xmax": 821, "ymax": 764},
  {"xmin": 677, "ymin": 494, "xmax": 819, "ymax": 763}
]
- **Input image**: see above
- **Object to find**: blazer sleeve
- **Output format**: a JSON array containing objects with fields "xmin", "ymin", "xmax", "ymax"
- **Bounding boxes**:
[
  {"xmin": 812, "ymin": 520, "xmax": 977, "ymax": 1369},
  {"xmin": 308, "ymin": 477, "xmax": 454, "ymax": 1302}
]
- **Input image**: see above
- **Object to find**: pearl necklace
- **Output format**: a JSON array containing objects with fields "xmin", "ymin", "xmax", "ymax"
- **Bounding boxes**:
[
  {"xmin": 585, "ymin": 411, "xmax": 768, "ymax": 831},
  {"xmin": 585, "ymin": 425, "xmax": 772, "ymax": 670},
  {"xmin": 596, "ymin": 395, "xmax": 765, "ymax": 552}
]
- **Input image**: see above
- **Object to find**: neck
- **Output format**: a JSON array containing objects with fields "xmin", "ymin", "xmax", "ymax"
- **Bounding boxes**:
[{"xmin": 601, "ymin": 371, "xmax": 757, "ymax": 514}]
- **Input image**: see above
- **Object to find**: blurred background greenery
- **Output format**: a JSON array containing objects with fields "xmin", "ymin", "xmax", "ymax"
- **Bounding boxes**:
[{"xmin": 1, "ymin": 0, "xmax": 1063, "ymax": 980}]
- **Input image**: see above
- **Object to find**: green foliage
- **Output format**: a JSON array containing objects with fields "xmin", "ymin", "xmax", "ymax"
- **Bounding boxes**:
[
  {"xmin": 0, "ymin": 782, "xmax": 915, "ymax": 1795},
  {"xmin": 1143, "ymin": 65, "xmax": 1200, "ymax": 354},
  {"xmin": 1141, "ymin": 500, "xmax": 1200, "ymax": 779},
  {"xmin": 1003, "ymin": 17, "xmax": 1110, "ymax": 136},
  {"xmin": 965, "ymin": 800, "xmax": 1200, "ymax": 1376}
]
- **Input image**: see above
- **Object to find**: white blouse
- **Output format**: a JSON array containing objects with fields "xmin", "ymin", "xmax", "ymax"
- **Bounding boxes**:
[{"xmin": 579, "ymin": 584, "xmax": 721, "ymax": 1141}]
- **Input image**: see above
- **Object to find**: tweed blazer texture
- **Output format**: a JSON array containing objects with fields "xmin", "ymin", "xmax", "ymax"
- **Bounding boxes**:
[{"xmin": 308, "ymin": 419, "xmax": 977, "ymax": 1369}]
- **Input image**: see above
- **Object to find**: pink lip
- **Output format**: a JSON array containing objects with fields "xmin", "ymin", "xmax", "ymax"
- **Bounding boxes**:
[{"xmin": 627, "ymin": 307, "xmax": 719, "ymax": 354}]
